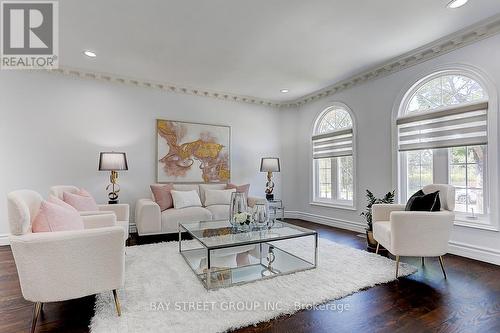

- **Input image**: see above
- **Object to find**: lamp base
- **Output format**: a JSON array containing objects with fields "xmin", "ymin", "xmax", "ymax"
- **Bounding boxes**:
[
  {"xmin": 108, "ymin": 199, "xmax": 119, "ymax": 204},
  {"xmin": 266, "ymin": 193, "xmax": 274, "ymax": 200}
]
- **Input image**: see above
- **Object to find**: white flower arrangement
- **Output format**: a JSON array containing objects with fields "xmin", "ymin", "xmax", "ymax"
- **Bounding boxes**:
[{"xmin": 234, "ymin": 212, "xmax": 253, "ymax": 224}]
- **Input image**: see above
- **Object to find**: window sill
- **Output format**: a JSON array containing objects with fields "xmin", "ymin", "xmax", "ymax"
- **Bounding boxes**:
[
  {"xmin": 309, "ymin": 201, "xmax": 357, "ymax": 211},
  {"xmin": 453, "ymin": 218, "xmax": 499, "ymax": 232}
]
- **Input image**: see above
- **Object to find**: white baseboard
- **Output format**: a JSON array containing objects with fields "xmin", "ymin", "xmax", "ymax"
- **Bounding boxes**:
[
  {"xmin": 285, "ymin": 210, "xmax": 366, "ymax": 233},
  {"xmin": 448, "ymin": 240, "xmax": 500, "ymax": 265},
  {"xmin": 286, "ymin": 210, "xmax": 500, "ymax": 266},
  {"xmin": 0, "ymin": 234, "xmax": 9, "ymax": 246}
]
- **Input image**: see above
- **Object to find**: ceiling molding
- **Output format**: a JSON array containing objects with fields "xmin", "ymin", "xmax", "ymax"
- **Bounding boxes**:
[
  {"xmin": 47, "ymin": 67, "xmax": 285, "ymax": 108},
  {"xmin": 46, "ymin": 14, "xmax": 500, "ymax": 109},
  {"xmin": 289, "ymin": 13, "xmax": 500, "ymax": 107}
]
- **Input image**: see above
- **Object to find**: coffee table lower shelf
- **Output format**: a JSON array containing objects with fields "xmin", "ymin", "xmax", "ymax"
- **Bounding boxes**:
[{"xmin": 180, "ymin": 243, "xmax": 316, "ymax": 290}]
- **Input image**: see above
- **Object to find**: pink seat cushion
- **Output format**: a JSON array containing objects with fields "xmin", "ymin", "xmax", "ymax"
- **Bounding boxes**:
[
  {"xmin": 32, "ymin": 200, "xmax": 84, "ymax": 233},
  {"xmin": 226, "ymin": 183, "xmax": 250, "ymax": 197},
  {"xmin": 150, "ymin": 184, "xmax": 174, "ymax": 211},
  {"xmin": 63, "ymin": 189, "xmax": 99, "ymax": 211}
]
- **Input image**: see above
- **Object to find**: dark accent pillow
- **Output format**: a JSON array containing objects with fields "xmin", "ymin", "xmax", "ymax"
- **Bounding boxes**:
[{"xmin": 405, "ymin": 190, "xmax": 441, "ymax": 212}]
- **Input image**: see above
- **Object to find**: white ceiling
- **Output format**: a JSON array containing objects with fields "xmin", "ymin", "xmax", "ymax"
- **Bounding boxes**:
[{"xmin": 60, "ymin": 0, "xmax": 500, "ymax": 102}]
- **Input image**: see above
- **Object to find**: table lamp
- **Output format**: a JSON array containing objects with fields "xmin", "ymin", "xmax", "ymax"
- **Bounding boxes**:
[
  {"xmin": 260, "ymin": 157, "xmax": 280, "ymax": 200},
  {"xmin": 99, "ymin": 152, "xmax": 128, "ymax": 204}
]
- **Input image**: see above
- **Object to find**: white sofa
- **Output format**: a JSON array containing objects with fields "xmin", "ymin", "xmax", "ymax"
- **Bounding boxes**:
[
  {"xmin": 7, "ymin": 190, "xmax": 125, "ymax": 333},
  {"xmin": 49, "ymin": 185, "xmax": 130, "ymax": 241},
  {"xmin": 372, "ymin": 184, "xmax": 455, "ymax": 278},
  {"xmin": 135, "ymin": 183, "xmax": 264, "ymax": 236}
]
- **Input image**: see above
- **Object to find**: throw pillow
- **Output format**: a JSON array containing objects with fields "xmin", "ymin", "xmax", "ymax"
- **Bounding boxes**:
[
  {"xmin": 63, "ymin": 189, "xmax": 99, "ymax": 211},
  {"xmin": 171, "ymin": 190, "xmax": 202, "ymax": 209},
  {"xmin": 405, "ymin": 190, "xmax": 441, "ymax": 211},
  {"xmin": 32, "ymin": 200, "xmax": 84, "ymax": 233},
  {"xmin": 204, "ymin": 189, "xmax": 236, "ymax": 206},
  {"xmin": 48, "ymin": 195, "xmax": 79, "ymax": 213},
  {"xmin": 226, "ymin": 183, "xmax": 250, "ymax": 198},
  {"xmin": 150, "ymin": 184, "xmax": 174, "ymax": 211}
]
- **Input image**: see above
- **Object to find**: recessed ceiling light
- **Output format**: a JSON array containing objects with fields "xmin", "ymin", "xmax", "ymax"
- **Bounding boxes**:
[
  {"xmin": 447, "ymin": 0, "xmax": 469, "ymax": 9},
  {"xmin": 280, "ymin": 89, "xmax": 289, "ymax": 93},
  {"xmin": 83, "ymin": 50, "xmax": 97, "ymax": 58}
]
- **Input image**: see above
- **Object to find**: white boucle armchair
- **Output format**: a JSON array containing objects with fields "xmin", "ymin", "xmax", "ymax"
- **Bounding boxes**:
[
  {"xmin": 372, "ymin": 184, "xmax": 455, "ymax": 279},
  {"xmin": 49, "ymin": 185, "xmax": 130, "ymax": 241},
  {"xmin": 7, "ymin": 190, "xmax": 125, "ymax": 333}
]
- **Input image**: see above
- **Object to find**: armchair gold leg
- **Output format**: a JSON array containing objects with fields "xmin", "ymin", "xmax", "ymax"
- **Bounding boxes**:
[
  {"xmin": 395, "ymin": 256, "xmax": 400, "ymax": 279},
  {"xmin": 113, "ymin": 290, "xmax": 121, "ymax": 316},
  {"xmin": 438, "ymin": 256, "xmax": 447, "ymax": 279},
  {"xmin": 31, "ymin": 302, "xmax": 42, "ymax": 333},
  {"xmin": 375, "ymin": 243, "xmax": 380, "ymax": 254}
]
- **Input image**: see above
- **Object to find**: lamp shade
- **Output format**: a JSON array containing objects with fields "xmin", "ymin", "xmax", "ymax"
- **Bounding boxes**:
[
  {"xmin": 98, "ymin": 152, "xmax": 128, "ymax": 171},
  {"xmin": 260, "ymin": 157, "xmax": 280, "ymax": 172}
]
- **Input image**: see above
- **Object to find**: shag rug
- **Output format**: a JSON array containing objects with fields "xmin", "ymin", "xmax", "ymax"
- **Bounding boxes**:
[{"xmin": 91, "ymin": 238, "xmax": 416, "ymax": 333}]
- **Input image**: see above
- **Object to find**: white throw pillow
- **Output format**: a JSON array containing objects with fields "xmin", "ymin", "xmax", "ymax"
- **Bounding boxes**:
[
  {"xmin": 204, "ymin": 189, "xmax": 236, "ymax": 207},
  {"xmin": 171, "ymin": 190, "xmax": 202, "ymax": 209}
]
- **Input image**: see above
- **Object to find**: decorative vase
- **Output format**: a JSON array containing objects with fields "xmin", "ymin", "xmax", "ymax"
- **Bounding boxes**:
[
  {"xmin": 229, "ymin": 192, "xmax": 248, "ymax": 227},
  {"xmin": 252, "ymin": 203, "xmax": 269, "ymax": 229}
]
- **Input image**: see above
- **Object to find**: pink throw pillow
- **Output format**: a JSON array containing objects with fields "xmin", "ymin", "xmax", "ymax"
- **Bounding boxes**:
[
  {"xmin": 49, "ymin": 195, "xmax": 79, "ymax": 212},
  {"xmin": 226, "ymin": 183, "xmax": 250, "ymax": 198},
  {"xmin": 32, "ymin": 200, "xmax": 84, "ymax": 233},
  {"xmin": 150, "ymin": 184, "xmax": 174, "ymax": 211},
  {"xmin": 63, "ymin": 189, "xmax": 99, "ymax": 211}
]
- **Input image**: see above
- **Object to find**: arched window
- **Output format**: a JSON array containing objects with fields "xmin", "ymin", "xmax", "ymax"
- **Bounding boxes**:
[
  {"xmin": 312, "ymin": 104, "xmax": 355, "ymax": 207},
  {"xmin": 397, "ymin": 71, "xmax": 489, "ymax": 221}
]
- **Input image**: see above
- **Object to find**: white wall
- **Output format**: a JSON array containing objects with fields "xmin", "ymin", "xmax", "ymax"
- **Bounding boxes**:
[
  {"xmin": 284, "ymin": 34, "xmax": 500, "ymax": 265},
  {"xmin": 0, "ymin": 71, "xmax": 282, "ymax": 242}
]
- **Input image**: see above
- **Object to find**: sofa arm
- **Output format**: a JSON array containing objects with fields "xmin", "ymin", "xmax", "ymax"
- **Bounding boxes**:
[
  {"xmin": 82, "ymin": 213, "xmax": 117, "ymax": 229},
  {"xmin": 135, "ymin": 199, "xmax": 162, "ymax": 235},
  {"xmin": 79, "ymin": 210, "xmax": 113, "ymax": 217},
  {"xmin": 98, "ymin": 203, "xmax": 129, "ymax": 222},
  {"xmin": 9, "ymin": 226, "xmax": 125, "ymax": 302},
  {"xmin": 247, "ymin": 196, "xmax": 267, "ymax": 208},
  {"xmin": 372, "ymin": 204, "xmax": 406, "ymax": 222},
  {"xmin": 390, "ymin": 211, "xmax": 454, "ymax": 256}
]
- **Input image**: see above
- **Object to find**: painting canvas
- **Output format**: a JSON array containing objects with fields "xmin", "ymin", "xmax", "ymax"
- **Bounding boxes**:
[{"xmin": 156, "ymin": 119, "xmax": 231, "ymax": 183}]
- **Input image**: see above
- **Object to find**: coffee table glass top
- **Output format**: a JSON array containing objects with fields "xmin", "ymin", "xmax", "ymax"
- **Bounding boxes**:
[{"xmin": 180, "ymin": 220, "xmax": 316, "ymax": 249}]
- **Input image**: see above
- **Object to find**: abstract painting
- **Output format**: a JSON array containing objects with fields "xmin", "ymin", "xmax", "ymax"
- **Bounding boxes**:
[{"xmin": 156, "ymin": 119, "xmax": 231, "ymax": 183}]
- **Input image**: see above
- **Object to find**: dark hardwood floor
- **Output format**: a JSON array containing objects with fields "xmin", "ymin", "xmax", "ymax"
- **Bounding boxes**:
[{"xmin": 1, "ymin": 219, "xmax": 499, "ymax": 333}]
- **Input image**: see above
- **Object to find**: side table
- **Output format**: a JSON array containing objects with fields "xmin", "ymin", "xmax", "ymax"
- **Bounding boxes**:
[{"xmin": 267, "ymin": 199, "xmax": 284, "ymax": 221}]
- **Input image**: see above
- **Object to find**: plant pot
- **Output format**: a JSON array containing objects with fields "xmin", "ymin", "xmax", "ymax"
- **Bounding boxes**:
[{"xmin": 365, "ymin": 230, "xmax": 378, "ymax": 251}]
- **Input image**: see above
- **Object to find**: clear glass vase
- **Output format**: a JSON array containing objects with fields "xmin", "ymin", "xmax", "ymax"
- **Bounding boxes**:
[
  {"xmin": 229, "ymin": 192, "xmax": 248, "ymax": 227},
  {"xmin": 252, "ymin": 202, "xmax": 269, "ymax": 229}
]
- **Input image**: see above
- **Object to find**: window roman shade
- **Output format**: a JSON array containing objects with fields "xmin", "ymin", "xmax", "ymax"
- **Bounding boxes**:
[
  {"xmin": 312, "ymin": 128, "xmax": 353, "ymax": 159},
  {"xmin": 397, "ymin": 101, "xmax": 488, "ymax": 152}
]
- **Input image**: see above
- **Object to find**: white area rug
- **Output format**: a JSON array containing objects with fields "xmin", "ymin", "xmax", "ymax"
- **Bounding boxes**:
[{"xmin": 91, "ymin": 238, "xmax": 416, "ymax": 333}]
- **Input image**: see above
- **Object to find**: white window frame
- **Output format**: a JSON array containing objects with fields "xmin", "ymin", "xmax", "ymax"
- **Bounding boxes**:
[
  {"xmin": 393, "ymin": 65, "xmax": 499, "ymax": 231},
  {"xmin": 311, "ymin": 102, "xmax": 356, "ymax": 210}
]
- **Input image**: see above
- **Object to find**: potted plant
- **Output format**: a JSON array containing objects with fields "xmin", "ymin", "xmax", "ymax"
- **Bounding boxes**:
[{"xmin": 360, "ymin": 189, "xmax": 395, "ymax": 251}]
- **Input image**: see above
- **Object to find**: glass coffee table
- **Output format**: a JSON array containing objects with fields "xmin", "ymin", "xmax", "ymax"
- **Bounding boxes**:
[{"xmin": 179, "ymin": 220, "xmax": 318, "ymax": 290}]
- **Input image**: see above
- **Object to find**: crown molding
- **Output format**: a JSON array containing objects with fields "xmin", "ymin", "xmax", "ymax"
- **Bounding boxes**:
[
  {"xmin": 46, "ymin": 14, "xmax": 500, "ymax": 109},
  {"xmin": 289, "ymin": 13, "xmax": 500, "ymax": 107},
  {"xmin": 47, "ymin": 67, "xmax": 285, "ymax": 108}
]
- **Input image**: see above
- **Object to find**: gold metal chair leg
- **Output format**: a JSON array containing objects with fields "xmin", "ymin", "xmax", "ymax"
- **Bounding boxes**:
[
  {"xmin": 438, "ymin": 256, "xmax": 447, "ymax": 279},
  {"xmin": 395, "ymin": 256, "xmax": 400, "ymax": 278},
  {"xmin": 375, "ymin": 243, "xmax": 380, "ymax": 254},
  {"xmin": 113, "ymin": 290, "xmax": 121, "ymax": 316},
  {"xmin": 31, "ymin": 302, "xmax": 42, "ymax": 333}
]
